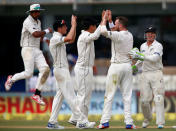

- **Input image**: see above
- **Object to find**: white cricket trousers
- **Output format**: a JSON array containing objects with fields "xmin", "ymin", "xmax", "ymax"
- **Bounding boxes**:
[
  {"xmin": 140, "ymin": 70, "xmax": 165, "ymax": 125},
  {"xmin": 11, "ymin": 47, "xmax": 50, "ymax": 90},
  {"xmin": 100, "ymin": 63, "xmax": 133, "ymax": 125},
  {"xmin": 69, "ymin": 65, "xmax": 93, "ymax": 121},
  {"xmin": 48, "ymin": 67, "xmax": 87, "ymax": 124}
]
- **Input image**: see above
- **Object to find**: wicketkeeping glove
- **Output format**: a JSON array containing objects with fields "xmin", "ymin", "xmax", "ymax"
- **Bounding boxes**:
[
  {"xmin": 129, "ymin": 47, "xmax": 145, "ymax": 61},
  {"xmin": 132, "ymin": 65, "xmax": 138, "ymax": 75}
]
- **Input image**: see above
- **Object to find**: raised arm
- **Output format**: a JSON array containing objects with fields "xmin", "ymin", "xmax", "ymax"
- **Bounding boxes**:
[
  {"xmin": 64, "ymin": 15, "xmax": 77, "ymax": 43},
  {"xmin": 107, "ymin": 10, "xmax": 116, "ymax": 31},
  {"xmin": 100, "ymin": 10, "xmax": 108, "ymax": 36}
]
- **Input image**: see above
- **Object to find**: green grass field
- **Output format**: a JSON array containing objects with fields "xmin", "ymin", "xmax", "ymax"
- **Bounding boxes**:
[{"xmin": 0, "ymin": 120, "xmax": 175, "ymax": 131}]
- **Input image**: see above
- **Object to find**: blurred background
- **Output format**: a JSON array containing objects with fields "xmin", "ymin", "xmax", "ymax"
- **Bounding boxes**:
[{"xmin": 0, "ymin": 0, "xmax": 176, "ymax": 121}]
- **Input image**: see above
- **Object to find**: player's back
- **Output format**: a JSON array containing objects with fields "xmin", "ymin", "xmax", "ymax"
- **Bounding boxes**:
[
  {"xmin": 76, "ymin": 30, "xmax": 95, "ymax": 67},
  {"xmin": 111, "ymin": 30, "xmax": 133, "ymax": 64},
  {"xmin": 49, "ymin": 32, "xmax": 68, "ymax": 69}
]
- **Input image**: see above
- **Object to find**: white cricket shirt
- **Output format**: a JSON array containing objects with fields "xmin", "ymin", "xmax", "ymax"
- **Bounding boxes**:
[
  {"xmin": 76, "ymin": 25, "xmax": 101, "ymax": 67},
  {"xmin": 20, "ymin": 15, "xmax": 41, "ymax": 48},
  {"xmin": 105, "ymin": 30, "xmax": 133, "ymax": 64},
  {"xmin": 140, "ymin": 40, "xmax": 163, "ymax": 72},
  {"xmin": 49, "ymin": 32, "xmax": 68, "ymax": 68}
]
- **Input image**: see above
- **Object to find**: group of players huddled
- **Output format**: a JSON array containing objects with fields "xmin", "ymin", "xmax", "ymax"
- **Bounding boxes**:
[{"xmin": 5, "ymin": 4, "xmax": 165, "ymax": 129}]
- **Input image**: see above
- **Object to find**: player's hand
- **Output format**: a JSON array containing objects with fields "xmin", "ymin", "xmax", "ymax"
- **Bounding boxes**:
[
  {"xmin": 102, "ymin": 10, "xmax": 106, "ymax": 20},
  {"xmin": 107, "ymin": 10, "xmax": 112, "ymax": 22},
  {"xmin": 71, "ymin": 15, "xmax": 77, "ymax": 27},
  {"xmin": 48, "ymin": 27, "xmax": 53, "ymax": 33},
  {"xmin": 103, "ymin": 10, "xmax": 108, "ymax": 21},
  {"xmin": 129, "ymin": 48, "xmax": 144, "ymax": 61}
]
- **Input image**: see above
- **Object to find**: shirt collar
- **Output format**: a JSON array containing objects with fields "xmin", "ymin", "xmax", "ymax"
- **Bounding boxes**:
[
  {"xmin": 81, "ymin": 30, "xmax": 90, "ymax": 34},
  {"xmin": 28, "ymin": 15, "xmax": 38, "ymax": 23},
  {"xmin": 53, "ymin": 31, "xmax": 63, "ymax": 37},
  {"xmin": 145, "ymin": 40, "xmax": 156, "ymax": 47}
]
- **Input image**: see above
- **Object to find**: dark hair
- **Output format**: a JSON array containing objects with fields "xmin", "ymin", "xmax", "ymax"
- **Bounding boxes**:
[
  {"xmin": 82, "ymin": 17, "xmax": 97, "ymax": 30},
  {"xmin": 53, "ymin": 20, "xmax": 66, "ymax": 31},
  {"xmin": 116, "ymin": 16, "xmax": 128, "ymax": 28}
]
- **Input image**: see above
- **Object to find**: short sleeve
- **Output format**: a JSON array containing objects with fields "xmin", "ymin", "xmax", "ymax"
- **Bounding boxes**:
[
  {"xmin": 154, "ymin": 43, "xmax": 163, "ymax": 56},
  {"xmin": 24, "ymin": 21, "xmax": 38, "ymax": 34}
]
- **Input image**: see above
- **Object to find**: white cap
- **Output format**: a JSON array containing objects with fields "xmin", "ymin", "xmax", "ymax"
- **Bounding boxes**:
[{"xmin": 26, "ymin": 4, "xmax": 45, "ymax": 13}]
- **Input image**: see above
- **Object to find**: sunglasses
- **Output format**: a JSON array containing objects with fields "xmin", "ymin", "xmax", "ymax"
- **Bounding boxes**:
[{"xmin": 61, "ymin": 20, "xmax": 65, "ymax": 25}]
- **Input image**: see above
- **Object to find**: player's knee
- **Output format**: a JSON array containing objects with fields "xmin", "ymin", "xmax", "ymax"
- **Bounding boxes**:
[
  {"xmin": 154, "ymin": 95, "xmax": 164, "ymax": 105},
  {"xmin": 141, "ymin": 100, "xmax": 150, "ymax": 107},
  {"xmin": 24, "ymin": 70, "xmax": 33, "ymax": 78},
  {"xmin": 41, "ymin": 66, "xmax": 50, "ymax": 84}
]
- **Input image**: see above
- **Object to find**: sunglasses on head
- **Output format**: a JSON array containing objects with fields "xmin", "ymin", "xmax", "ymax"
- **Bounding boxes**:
[{"xmin": 61, "ymin": 20, "xmax": 65, "ymax": 25}]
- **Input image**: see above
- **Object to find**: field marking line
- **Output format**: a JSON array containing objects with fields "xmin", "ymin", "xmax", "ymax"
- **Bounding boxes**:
[{"xmin": 0, "ymin": 126, "xmax": 173, "ymax": 129}]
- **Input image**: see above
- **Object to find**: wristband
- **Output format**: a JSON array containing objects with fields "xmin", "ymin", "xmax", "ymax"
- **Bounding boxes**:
[
  {"xmin": 109, "ymin": 22, "xmax": 115, "ymax": 29},
  {"xmin": 43, "ymin": 37, "xmax": 48, "ymax": 42},
  {"xmin": 44, "ymin": 29, "xmax": 50, "ymax": 34}
]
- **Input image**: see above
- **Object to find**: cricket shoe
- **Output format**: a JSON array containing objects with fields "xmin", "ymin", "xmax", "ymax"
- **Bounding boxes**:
[
  {"xmin": 76, "ymin": 121, "xmax": 96, "ymax": 129},
  {"xmin": 68, "ymin": 119, "xmax": 77, "ymax": 126},
  {"xmin": 126, "ymin": 124, "xmax": 136, "ymax": 129},
  {"xmin": 5, "ymin": 75, "xmax": 13, "ymax": 91},
  {"xmin": 47, "ymin": 122, "xmax": 64, "ymax": 129},
  {"xmin": 142, "ymin": 120, "xmax": 150, "ymax": 128},
  {"xmin": 158, "ymin": 124, "xmax": 164, "ymax": 129},
  {"xmin": 97, "ymin": 122, "xmax": 109, "ymax": 129},
  {"xmin": 31, "ymin": 94, "xmax": 45, "ymax": 106}
]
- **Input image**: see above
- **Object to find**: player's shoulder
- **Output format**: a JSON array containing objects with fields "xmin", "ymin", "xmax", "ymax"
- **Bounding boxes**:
[
  {"xmin": 154, "ymin": 40, "xmax": 163, "ymax": 48},
  {"xmin": 140, "ymin": 42, "xmax": 147, "ymax": 49},
  {"xmin": 78, "ymin": 30, "xmax": 88, "ymax": 39},
  {"xmin": 23, "ymin": 16, "xmax": 32, "ymax": 25}
]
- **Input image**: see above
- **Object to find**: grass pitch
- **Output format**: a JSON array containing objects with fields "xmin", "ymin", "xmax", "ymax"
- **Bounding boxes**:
[{"xmin": 0, "ymin": 120, "xmax": 175, "ymax": 131}]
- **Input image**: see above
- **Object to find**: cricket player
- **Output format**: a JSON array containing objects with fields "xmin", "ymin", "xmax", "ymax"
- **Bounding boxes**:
[
  {"xmin": 47, "ymin": 16, "xmax": 95, "ymax": 129},
  {"xmin": 129, "ymin": 26, "xmax": 165, "ymax": 129},
  {"xmin": 97, "ymin": 10, "xmax": 135, "ymax": 129},
  {"xmin": 68, "ymin": 17, "xmax": 101, "ymax": 126},
  {"xmin": 4, "ymin": 4, "xmax": 52, "ymax": 105}
]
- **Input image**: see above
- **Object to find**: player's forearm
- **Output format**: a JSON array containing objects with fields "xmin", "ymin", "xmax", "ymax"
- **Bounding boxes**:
[
  {"xmin": 69, "ymin": 28, "xmax": 76, "ymax": 43},
  {"xmin": 32, "ymin": 31, "xmax": 46, "ymax": 38},
  {"xmin": 65, "ymin": 25, "xmax": 76, "ymax": 42},
  {"xmin": 144, "ymin": 54, "xmax": 160, "ymax": 62}
]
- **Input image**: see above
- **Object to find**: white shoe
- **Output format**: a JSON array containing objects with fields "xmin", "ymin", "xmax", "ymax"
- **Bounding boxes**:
[
  {"xmin": 47, "ymin": 122, "xmax": 64, "ymax": 129},
  {"xmin": 68, "ymin": 119, "xmax": 77, "ymax": 126},
  {"xmin": 158, "ymin": 124, "xmax": 164, "ymax": 129},
  {"xmin": 76, "ymin": 121, "xmax": 96, "ymax": 129},
  {"xmin": 5, "ymin": 75, "xmax": 13, "ymax": 91},
  {"xmin": 142, "ymin": 121, "xmax": 150, "ymax": 128}
]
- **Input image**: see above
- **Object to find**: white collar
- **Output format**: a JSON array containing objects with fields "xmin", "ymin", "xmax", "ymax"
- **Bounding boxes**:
[{"xmin": 53, "ymin": 31, "xmax": 63, "ymax": 36}]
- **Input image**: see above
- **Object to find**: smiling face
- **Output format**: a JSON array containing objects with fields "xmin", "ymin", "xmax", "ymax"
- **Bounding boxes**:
[
  {"xmin": 30, "ymin": 11, "xmax": 40, "ymax": 20},
  {"xmin": 145, "ymin": 32, "xmax": 156, "ymax": 42}
]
